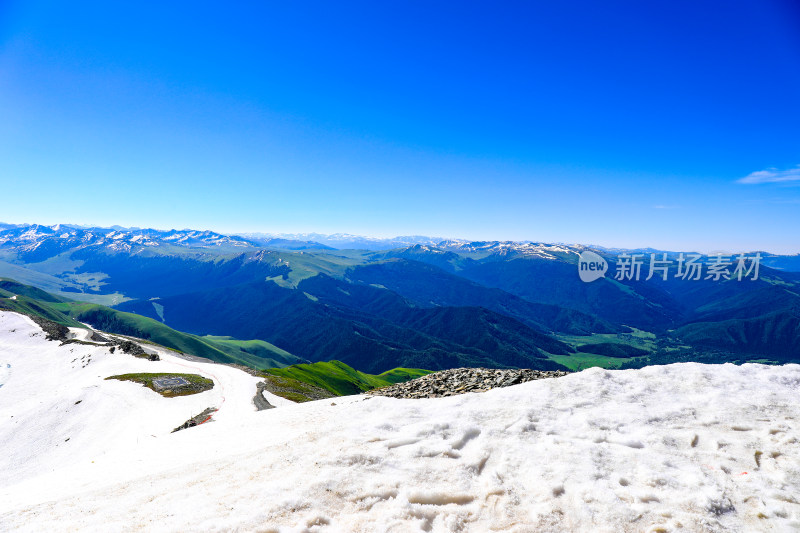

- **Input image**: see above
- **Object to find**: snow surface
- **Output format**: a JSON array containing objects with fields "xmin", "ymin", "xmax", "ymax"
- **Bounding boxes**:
[{"xmin": 2, "ymin": 310, "xmax": 800, "ymax": 532}]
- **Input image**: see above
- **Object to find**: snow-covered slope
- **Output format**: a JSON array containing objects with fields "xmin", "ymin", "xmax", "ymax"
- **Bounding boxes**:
[
  {"xmin": 1, "ymin": 311, "xmax": 800, "ymax": 532},
  {"xmin": 0, "ymin": 311, "xmax": 290, "ymax": 513}
]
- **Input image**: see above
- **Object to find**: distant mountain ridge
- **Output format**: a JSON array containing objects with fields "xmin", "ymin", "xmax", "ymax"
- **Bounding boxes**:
[
  {"xmin": 0, "ymin": 224, "xmax": 256, "ymax": 260},
  {"xmin": 237, "ymin": 232, "xmax": 451, "ymax": 250},
  {"xmin": 3, "ymin": 223, "xmax": 797, "ymax": 261}
]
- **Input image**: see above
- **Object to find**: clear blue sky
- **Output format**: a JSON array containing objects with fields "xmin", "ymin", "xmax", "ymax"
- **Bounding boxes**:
[{"xmin": 1, "ymin": 1, "xmax": 799, "ymax": 252}]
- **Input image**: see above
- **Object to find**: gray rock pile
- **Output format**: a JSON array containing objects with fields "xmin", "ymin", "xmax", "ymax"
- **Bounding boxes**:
[
  {"xmin": 115, "ymin": 340, "xmax": 147, "ymax": 356},
  {"xmin": 368, "ymin": 367, "xmax": 570, "ymax": 399},
  {"xmin": 27, "ymin": 315, "xmax": 69, "ymax": 341}
]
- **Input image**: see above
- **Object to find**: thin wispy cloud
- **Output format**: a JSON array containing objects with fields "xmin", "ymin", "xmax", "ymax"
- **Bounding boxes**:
[{"xmin": 738, "ymin": 165, "xmax": 800, "ymax": 184}]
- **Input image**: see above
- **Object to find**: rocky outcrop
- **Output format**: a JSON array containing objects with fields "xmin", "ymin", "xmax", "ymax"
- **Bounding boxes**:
[
  {"xmin": 116, "ymin": 340, "xmax": 146, "ymax": 356},
  {"xmin": 28, "ymin": 315, "xmax": 69, "ymax": 341},
  {"xmin": 368, "ymin": 367, "xmax": 569, "ymax": 399},
  {"xmin": 90, "ymin": 331, "xmax": 110, "ymax": 343},
  {"xmin": 172, "ymin": 407, "xmax": 217, "ymax": 433},
  {"xmin": 253, "ymin": 382, "xmax": 275, "ymax": 411}
]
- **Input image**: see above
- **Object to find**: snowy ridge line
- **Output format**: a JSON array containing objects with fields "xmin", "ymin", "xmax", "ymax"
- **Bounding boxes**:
[
  {"xmin": 4, "ymin": 224, "xmax": 798, "ymax": 256},
  {"xmin": 0, "ymin": 224, "xmax": 257, "ymax": 255}
]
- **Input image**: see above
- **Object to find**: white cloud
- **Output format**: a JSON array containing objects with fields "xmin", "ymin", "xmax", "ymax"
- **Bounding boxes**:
[{"xmin": 738, "ymin": 165, "xmax": 800, "ymax": 184}]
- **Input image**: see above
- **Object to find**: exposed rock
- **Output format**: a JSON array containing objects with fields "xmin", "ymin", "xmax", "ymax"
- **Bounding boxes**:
[
  {"xmin": 253, "ymin": 382, "xmax": 275, "ymax": 411},
  {"xmin": 60, "ymin": 338, "xmax": 106, "ymax": 348},
  {"xmin": 115, "ymin": 340, "xmax": 146, "ymax": 357},
  {"xmin": 368, "ymin": 367, "xmax": 569, "ymax": 399},
  {"xmin": 27, "ymin": 315, "xmax": 69, "ymax": 341},
  {"xmin": 172, "ymin": 407, "xmax": 217, "ymax": 433},
  {"xmin": 90, "ymin": 331, "xmax": 110, "ymax": 343}
]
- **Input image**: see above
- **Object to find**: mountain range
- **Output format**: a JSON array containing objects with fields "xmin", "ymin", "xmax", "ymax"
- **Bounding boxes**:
[{"xmin": 1, "ymin": 222, "xmax": 798, "ymax": 373}]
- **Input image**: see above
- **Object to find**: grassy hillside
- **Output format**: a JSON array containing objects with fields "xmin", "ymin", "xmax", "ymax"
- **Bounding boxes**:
[
  {"xmin": 106, "ymin": 373, "xmax": 214, "ymax": 397},
  {"xmin": 673, "ymin": 311, "xmax": 800, "ymax": 361},
  {"xmin": 0, "ymin": 277, "xmax": 304, "ymax": 370},
  {"xmin": 56, "ymin": 303, "xmax": 304, "ymax": 369},
  {"xmin": 201, "ymin": 335, "xmax": 305, "ymax": 369},
  {"xmin": 550, "ymin": 329, "xmax": 655, "ymax": 370},
  {"xmin": 0, "ymin": 278, "xmax": 70, "ymax": 303},
  {"xmin": 575, "ymin": 342, "xmax": 649, "ymax": 358},
  {"xmin": 263, "ymin": 360, "xmax": 433, "ymax": 396},
  {"xmin": 0, "ymin": 284, "xmax": 85, "ymax": 328}
]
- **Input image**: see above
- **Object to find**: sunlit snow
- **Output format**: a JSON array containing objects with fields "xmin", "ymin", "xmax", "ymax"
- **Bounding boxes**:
[{"xmin": 1, "ymin": 310, "xmax": 799, "ymax": 532}]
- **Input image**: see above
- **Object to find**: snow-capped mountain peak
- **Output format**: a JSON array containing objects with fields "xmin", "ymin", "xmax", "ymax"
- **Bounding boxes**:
[{"xmin": 0, "ymin": 224, "xmax": 257, "ymax": 260}]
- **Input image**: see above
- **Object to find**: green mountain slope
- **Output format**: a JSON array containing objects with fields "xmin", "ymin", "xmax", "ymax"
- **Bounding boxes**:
[
  {"xmin": 263, "ymin": 360, "xmax": 432, "ymax": 396},
  {"xmin": 346, "ymin": 259, "xmax": 622, "ymax": 335},
  {"xmin": 0, "ymin": 278, "xmax": 304, "ymax": 369},
  {"xmin": 117, "ymin": 276, "xmax": 573, "ymax": 373},
  {"xmin": 58, "ymin": 304, "xmax": 304, "ymax": 368},
  {"xmin": 202, "ymin": 335, "xmax": 303, "ymax": 368},
  {"xmin": 0, "ymin": 293, "xmax": 85, "ymax": 328},
  {"xmin": 672, "ymin": 311, "xmax": 800, "ymax": 361},
  {"xmin": 0, "ymin": 278, "xmax": 70, "ymax": 303}
]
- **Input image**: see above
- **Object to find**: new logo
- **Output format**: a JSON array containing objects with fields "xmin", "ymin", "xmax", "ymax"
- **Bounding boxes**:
[{"xmin": 578, "ymin": 250, "xmax": 608, "ymax": 283}]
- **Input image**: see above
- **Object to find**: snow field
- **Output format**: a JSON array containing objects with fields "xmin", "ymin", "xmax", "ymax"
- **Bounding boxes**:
[{"xmin": 1, "ymin": 311, "xmax": 799, "ymax": 532}]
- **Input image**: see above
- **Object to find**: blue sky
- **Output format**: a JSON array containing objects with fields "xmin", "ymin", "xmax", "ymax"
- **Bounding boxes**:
[{"xmin": 1, "ymin": 1, "xmax": 799, "ymax": 252}]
